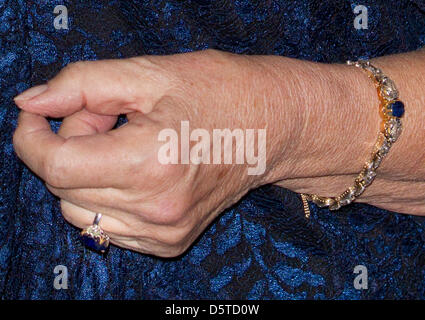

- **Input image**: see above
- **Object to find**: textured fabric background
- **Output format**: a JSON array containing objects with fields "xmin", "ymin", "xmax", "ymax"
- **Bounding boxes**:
[{"xmin": 1, "ymin": 0, "xmax": 425, "ymax": 299}]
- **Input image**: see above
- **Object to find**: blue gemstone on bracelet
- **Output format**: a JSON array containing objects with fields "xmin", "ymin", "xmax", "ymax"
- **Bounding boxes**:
[{"xmin": 390, "ymin": 101, "xmax": 405, "ymax": 117}]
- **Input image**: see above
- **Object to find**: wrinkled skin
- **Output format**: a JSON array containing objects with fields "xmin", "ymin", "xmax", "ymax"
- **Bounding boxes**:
[{"xmin": 13, "ymin": 49, "xmax": 425, "ymax": 257}]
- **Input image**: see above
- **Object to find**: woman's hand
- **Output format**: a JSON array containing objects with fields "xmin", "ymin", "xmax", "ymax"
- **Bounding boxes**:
[
  {"xmin": 13, "ymin": 50, "xmax": 296, "ymax": 256},
  {"xmin": 13, "ymin": 49, "xmax": 425, "ymax": 256}
]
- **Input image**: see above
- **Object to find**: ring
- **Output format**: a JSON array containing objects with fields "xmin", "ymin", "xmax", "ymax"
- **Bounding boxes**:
[{"xmin": 80, "ymin": 213, "xmax": 110, "ymax": 253}]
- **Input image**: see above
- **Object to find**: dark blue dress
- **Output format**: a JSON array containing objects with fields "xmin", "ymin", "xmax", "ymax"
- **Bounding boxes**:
[{"xmin": 1, "ymin": 0, "xmax": 424, "ymax": 299}]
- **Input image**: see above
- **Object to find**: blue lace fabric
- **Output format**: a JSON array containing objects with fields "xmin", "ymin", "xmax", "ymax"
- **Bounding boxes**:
[{"xmin": 1, "ymin": 0, "xmax": 425, "ymax": 300}]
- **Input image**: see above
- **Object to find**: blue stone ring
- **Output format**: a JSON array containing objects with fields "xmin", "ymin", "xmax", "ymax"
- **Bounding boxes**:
[{"xmin": 80, "ymin": 213, "xmax": 110, "ymax": 253}]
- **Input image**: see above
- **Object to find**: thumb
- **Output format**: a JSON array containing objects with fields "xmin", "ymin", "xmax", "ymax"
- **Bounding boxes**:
[{"xmin": 14, "ymin": 58, "xmax": 170, "ymax": 118}]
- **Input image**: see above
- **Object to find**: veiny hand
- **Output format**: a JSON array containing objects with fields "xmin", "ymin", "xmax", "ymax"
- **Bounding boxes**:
[
  {"xmin": 13, "ymin": 49, "xmax": 425, "ymax": 257},
  {"xmin": 13, "ymin": 50, "xmax": 285, "ymax": 257}
]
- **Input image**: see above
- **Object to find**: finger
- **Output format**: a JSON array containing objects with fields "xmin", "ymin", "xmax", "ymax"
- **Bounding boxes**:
[
  {"xmin": 60, "ymin": 200, "xmax": 159, "ymax": 242},
  {"xmin": 58, "ymin": 109, "xmax": 117, "ymax": 138},
  {"xmin": 61, "ymin": 200, "xmax": 162, "ymax": 255},
  {"xmin": 47, "ymin": 185, "xmax": 145, "ymax": 219},
  {"xmin": 14, "ymin": 58, "xmax": 170, "ymax": 118},
  {"xmin": 14, "ymin": 111, "xmax": 153, "ymax": 189},
  {"xmin": 13, "ymin": 111, "xmax": 66, "ymax": 178},
  {"xmin": 60, "ymin": 200, "xmax": 131, "ymax": 237},
  {"xmin": 60, "ymin": 200, "xmax": 189, "ymax": 257}
]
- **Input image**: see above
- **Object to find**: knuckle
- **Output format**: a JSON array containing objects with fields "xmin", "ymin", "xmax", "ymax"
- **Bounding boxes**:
[
  {"xmin": 133, "ymin": 239, "xmax": 188, "ymax": 258},
  {"xmin": 134, "ymin": 201, "xmax": 185, "ymax": 226},
  {"xmin": 157, "ymin": 245, "xmax": 188, "ymax": 258},
  {"xmin": 147, "ymin": 192, "xmax": 192, "ymax": 226},
  {"xmin": 203, "ymin": 48, "xmax": 232, "ymax": 63},
  {"xmin": 127, "ymin": 56, "xmax": 175, "ymax": 91},
  {"xmin": 127, "ymin": 56, "xmax": 152, "ymax": 69},
  {"xmin": 60, "ymin": 61, "xmax": 88, "ymax": 80},
  {"xmin": 158, "ymin": 226, "xmax": 192, "ymax": 248},
  {"xmin": 163, "ymin": 203, "xmax": 188, "ymax": 225},
  {"xmin": 154, "ymin": 162, "xmax": 184, "ymax": 183},
  {"xmin": 203, "ymin": 48, "xmax": 222, "ymax": 57},
  {"xmin": 65, "ymin": 60, "xmax": 87, "ymax": 71}
]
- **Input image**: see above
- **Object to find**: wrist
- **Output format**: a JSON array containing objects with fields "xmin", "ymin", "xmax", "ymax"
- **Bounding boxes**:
[
  {"xmin": 258, "ymin": 57, "xmax": 380, "ymax": 186},
  {"xmin": 237, "ymin": 55, "xmax": 306, "ymax": 184}
]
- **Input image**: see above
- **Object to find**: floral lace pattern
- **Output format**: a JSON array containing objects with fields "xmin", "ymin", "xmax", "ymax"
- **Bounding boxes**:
[{"xmin": 0, "ymin": 0, "xmax": 424, "ymax": 299}]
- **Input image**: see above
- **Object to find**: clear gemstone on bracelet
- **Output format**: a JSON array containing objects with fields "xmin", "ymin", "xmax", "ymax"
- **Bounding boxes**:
[
  {"xmin": 366, "ymin": 65, "xmax": 382, "ymax": 78},
  {"xmin": 360, "ymin": 175, "xmax": 374, "ymax": 187},
  {"xmin": 329, "ymin": 201, "xmax": 341, "ymax": 211},
  {"xmin": 359, "ymin": 163, "xmax": 376, "ymax": 187},
  {"xmin": 312, "ymin": 195, "xmax": 339, "ymax": 208},
  {"xmin": 354, "ymin": 179, "xmax": 366, "ymax": 196},
  {"xmin": 385, "ymin": 117, "xmax": 402, "ymax": 143},
  {"xmin": 379, "ymin": 77, "xmax": 399, "ymax": 100},
  {"xmin": 370, "ymin": 151, "xmax": 383, "ymax": 170},
  {"xmin": 372, "ymin": 133, "xmax": 389, "ymax": 164},
  {"xmin": 338, "ymin": 187, "xmax": 356, "ymax": 206},
  {"xmin": 353, "ymin": 61, "xmax": 378, "ymax": 76},
  {"xmin": 376, "ymin": 135, "xmax": 392, "ymax": 158},
  {"xmin": 311, "ymin": 195, "xmax": 330, "ymax": 207}
]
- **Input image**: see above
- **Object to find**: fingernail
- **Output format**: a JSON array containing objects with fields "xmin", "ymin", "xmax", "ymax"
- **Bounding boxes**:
[{"xmin": 14, "ymin": 84, "xmax": 48, "ymax": 103}]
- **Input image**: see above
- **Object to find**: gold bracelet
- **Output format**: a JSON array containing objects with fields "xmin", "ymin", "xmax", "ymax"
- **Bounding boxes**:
[{"xmin": 301, "ymin": 60, "xmax": 405, "ymax": 218}]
